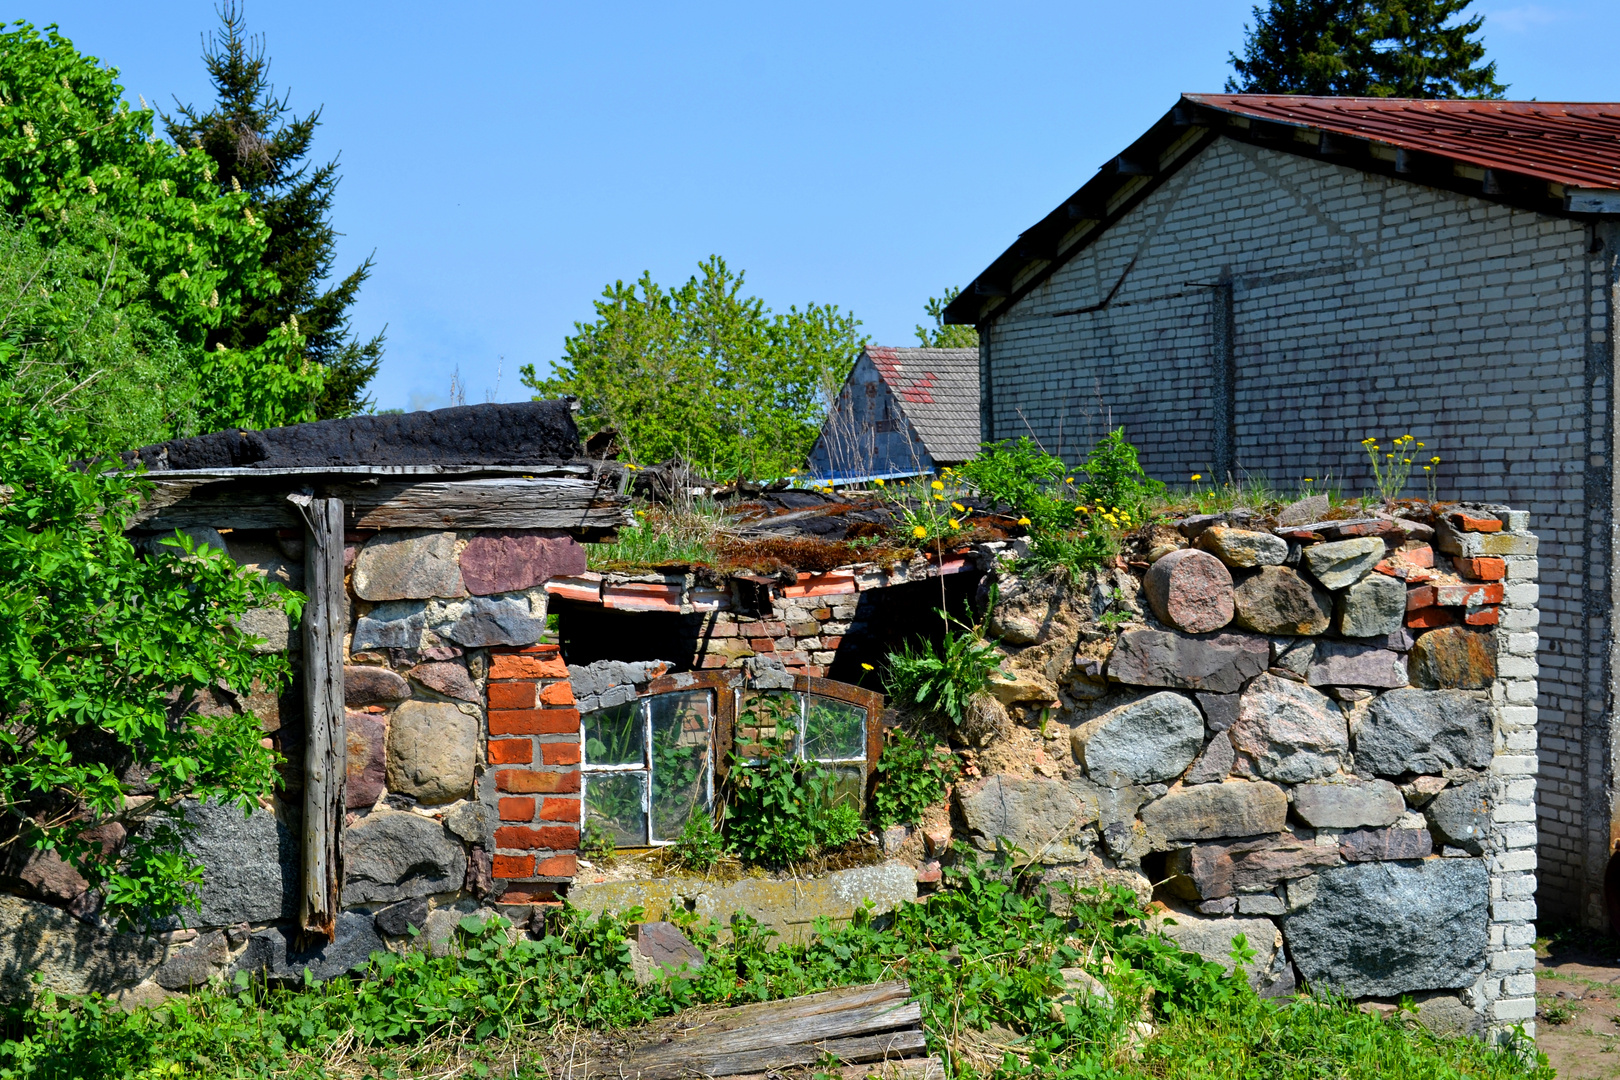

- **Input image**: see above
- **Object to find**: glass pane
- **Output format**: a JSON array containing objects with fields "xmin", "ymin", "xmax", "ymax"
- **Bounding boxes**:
[
  {"xmin": 826, "ymin": 765, "xmax": 866, "ymax": 810},
  {"xmin": 734, "ymin": 691, "xmax": 802, "ymax": 760},
  {"xmin": 650, "ymin": 691, "xmax": 713, "ymax": 842},
  {"xmin": 805, "ymin": 696, "xmax": 866, "ymax": 761},
  {"xmin": 585, "ymin": 771, "xmax": 646, "ymax": 847},
  {"xmin": 583, "ymin": 701, "xmax": 643, "ymax": 766}
]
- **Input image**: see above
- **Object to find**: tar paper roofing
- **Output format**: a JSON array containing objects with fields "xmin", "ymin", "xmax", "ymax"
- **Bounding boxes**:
[
  {"xmin": 865, "ymin": 346, "xmax": 980, "ymax": 464},
  {"xmin": 944, "ymin": 94, "xmax": 1620, "ymax": 328}
]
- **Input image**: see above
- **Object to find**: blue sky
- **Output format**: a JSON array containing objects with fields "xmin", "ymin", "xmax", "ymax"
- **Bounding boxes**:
[{"xmin": 27, "ymin": 2, "xmax": 1620, "ymax": 412}]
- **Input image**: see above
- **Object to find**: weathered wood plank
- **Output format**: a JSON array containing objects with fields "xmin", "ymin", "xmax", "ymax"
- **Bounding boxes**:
[
  {"xmin": 298, "ymin": 495, "xmax": 345, "ymax": 939},
  {"xmin": 715, "ymin": 1054, "xmax": 944, "ymax": 1080},
  {"xmin": 621, "ymin": 1000, "xmax": 921, "ymax": 1066},
  {"xmin": 340, "ymin": 478, "xmax": 630, "ymax": 530},
  {"xmin": 641, "ymin": 981, "xmax": 911, "ymax": 1040},
  {"xmin": 617, "ymin": 1029, "xmax": 928, "ymax": 1080}
]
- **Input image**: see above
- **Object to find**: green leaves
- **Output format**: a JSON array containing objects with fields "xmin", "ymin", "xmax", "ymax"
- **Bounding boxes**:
[
  {"xmin": 724, "ymin": 699, "xmax": 861, "ymax": 866},
  {"xmin": 0, "ymin": 21, "xmax": 326, "ymax": 448},
  {"xmin": 883, "ymin": 607, "xmax": 1005, "ymax": 727},
  {"xmin": 870, "ymin": 729, "xmax": 958, "ymax": 830},
  {"xmin": 522, "ymin": 255, "xmax": 864, "ymax": 480},
  {"xmin": 0, "ymin": 396, "xmax": 297, "ymax": 926},
  {"xmin": 1227, "ymin": 0, "xmax": 1506, "ymax": 99}
]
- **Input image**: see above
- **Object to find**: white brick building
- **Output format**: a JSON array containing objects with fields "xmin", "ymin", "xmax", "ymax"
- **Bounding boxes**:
[{"xmin": 944, "ymin": 95, "xmax": 1620, "ymax": 929}]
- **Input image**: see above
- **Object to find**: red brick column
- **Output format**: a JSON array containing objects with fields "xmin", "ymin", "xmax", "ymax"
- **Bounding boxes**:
[{"xmin": 486, "ymin": 644, "xmax": 579, "ymax": 901}]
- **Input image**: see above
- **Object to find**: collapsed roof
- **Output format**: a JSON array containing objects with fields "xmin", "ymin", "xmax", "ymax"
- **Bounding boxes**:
[{"xmin": 125, "ymin": 400, "xmax": 580, "ymax": 472}]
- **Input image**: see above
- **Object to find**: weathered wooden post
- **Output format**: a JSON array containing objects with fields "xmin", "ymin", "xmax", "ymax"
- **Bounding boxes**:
[{"xmin": 291, "ymin": 492, "xmax": 346, "ymax": 940}]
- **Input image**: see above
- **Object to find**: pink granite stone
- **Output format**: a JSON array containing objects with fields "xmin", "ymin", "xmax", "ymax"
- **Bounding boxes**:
[
  {"xmin": 345, "ymin": 710, "xmax": 387, "ymax": 809},
  {"xmin": 459, "ymin": 531, "xmax": 587, "ymax": 595}
]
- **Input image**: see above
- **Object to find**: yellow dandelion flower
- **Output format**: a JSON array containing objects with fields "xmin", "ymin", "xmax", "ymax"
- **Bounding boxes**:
[
  {"xmin": 874, "ymin": 477, "xmax": 885, "ymax": 487},
  {"xmin": 1431, "ymin": 456, "xmax": 1441, "ymax": 463},
  {"xmin": 1402, "ymin": 458, "xmax": 1411, "ymax": 464},
  {"xmin": 1304, "ymin": 477, "xmax": 1315, "ymax": 482},
  {"xmin": 952, "ymin": 502, "xmax": 965, "ymax": 512},
  {"xmin": 789, "ymin": 467, "xmax": 798, "ymax": 474},
  {"xmin": 1017, "ymin": 516, "xmax": 1030, "ymax": 525},
  {"xmin": 1191, "ymin": 474, "xmax": 1202, "ymax": 481},
  {"xmin": 912, "ymin": 525, "xmax": 927, "ymax": 538},
  {"xmin": 931, "ymin": 480, "xmax": 944, "ymax": 491},
  {"xmin": 948, "ymin": 518, "xmax": 960, "ymax": 529},
  {"xmin": 1073, "ymin": 505, "xmax": 1084, "ymax": 513},
  {"xmin": 861, "ymin": 662, "xmax": 875, "ymax": 671},
  {"xmin": 1065, "ymin": 477, "xmax": 1074, "ymax": 484},
  {"xmin": 935, "ymin": 493, "xmax": 945, "ymax": 501},
  {"xmin": 1423, "ymin": 466, "xmax": 1432, "ymax": 472}
]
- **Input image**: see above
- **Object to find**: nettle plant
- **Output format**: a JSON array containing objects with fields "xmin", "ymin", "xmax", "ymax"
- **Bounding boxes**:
[{"xmin": 0, "ymin": 399, "xmax": 301, "ymax": 926}]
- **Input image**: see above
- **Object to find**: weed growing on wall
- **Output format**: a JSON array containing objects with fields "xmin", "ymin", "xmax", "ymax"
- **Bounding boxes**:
[
  {"xmin": 955, "ymin": 433, "xmax": 1159, "ymax": 578},
  {"xmin": 0, "ymin": 852, "xmax": 1551, "ymax": 1080},
  {"xmin": 870, "ymin": 729, "xmax": 958, "ymax": 829},
  {"xmin": 1076, "ymin": 428, "xmax": 1165, "ymax": 517},
  {"xmin": 724, "ymin": 699, "xmax": 862, "ymax": 865},
  {"xmin": 884, "ymin": 605, "xmax": 1006, "ymax": 727}
]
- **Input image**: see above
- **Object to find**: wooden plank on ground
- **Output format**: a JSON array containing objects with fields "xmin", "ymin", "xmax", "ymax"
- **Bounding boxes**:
[{"xmin": 579, "ymin": 981, "xmax": 931, "ymax": 1080}]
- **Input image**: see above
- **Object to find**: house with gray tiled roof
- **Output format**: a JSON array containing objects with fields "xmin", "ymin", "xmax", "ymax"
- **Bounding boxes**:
[{"xmin": 806, "ymin": 346, "xmax": 979, "ymax": 481}]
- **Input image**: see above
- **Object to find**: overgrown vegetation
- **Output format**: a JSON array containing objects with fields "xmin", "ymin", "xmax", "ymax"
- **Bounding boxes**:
[
  {"xmin": 956, "ymin": 430, "xmax": 1159, "ymax": 578},
  {"xmin": 0, "ymin": 397, "xmax": 301, "ymax": 927},
  {"xmin": 871, "ymin": 728, "xmax": 958, "ymax": 829},
  {"xmin": 884, "ymin": 605, "xmax": 1005, "ymax": 727},
  {"xmin": 0, "ymin": 854, "xmax": 1550, "ymax": 1080},
  {"xmin": 724, "ymin": 698, "xmax": 862, "ymax": 866},
  {"xmin": 0, "ymin": 21, "xmax": 363, "ymax": 447},
  {"xmin": 585, "ymin": 498, "xmax": 728, "ymax": 569}
]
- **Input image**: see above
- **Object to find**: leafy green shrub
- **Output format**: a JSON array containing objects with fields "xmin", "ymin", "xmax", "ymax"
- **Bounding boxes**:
[
  {"xmin": 871, "ymin": 729, "xmax": 958, "ymax": 829},
  {"xmin": 956, "ymin": 435, "xmax": 1142, "ymax": 577},
  {"xmin": 724, "ymin": 697, "xmax": 863, "ymax": 865},
  {"xmin": 0, "ymin": 395, "xmax": 301, "ymax": 927},
  {"xmin": 671, "ymin": 807, "xmax": 727, "ymax": 873},
  {"xmin": 955, "ymin": 437, "xmax": 1071, "ymax": 533},
  {"xmin": 884, "ymin": 607, "xmax": 1005, "ymax": 726},
  {"xmin": 1077, "ymin": 427, "xmax": 1164, "ymax": 516},
  {"xmin": 0, "ymin": 852, "xmax": 1551, "ymax": 1080}
]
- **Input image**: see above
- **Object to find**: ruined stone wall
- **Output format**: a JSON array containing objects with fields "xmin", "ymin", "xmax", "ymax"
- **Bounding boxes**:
[
  {"xmin": 964, "ymin": 506, "xmax": 1538, "ymax": 1040},
  {"xmin": 979, "ymin": 137, "xmax": 1608, "ymax": 926}
]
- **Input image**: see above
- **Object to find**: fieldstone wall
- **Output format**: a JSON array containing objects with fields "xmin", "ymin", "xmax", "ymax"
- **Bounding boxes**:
[
  {"xmin": 966, "ymin": 503, "xmax": 1538, "ymax": 1041},
  {"xmin": 976, "ymin": 136, "xmax": 1613, "ymax": 928}
]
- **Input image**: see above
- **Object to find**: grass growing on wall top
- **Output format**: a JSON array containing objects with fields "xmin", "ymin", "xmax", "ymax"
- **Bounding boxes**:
[{"xmin": 0, "ymin": 853, "xmax": 1549, "ymax": 1080}]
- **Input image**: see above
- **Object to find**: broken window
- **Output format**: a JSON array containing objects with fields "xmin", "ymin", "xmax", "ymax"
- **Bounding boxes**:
[
  {"xmin": 579, "ymin": 676, "xmax": 881, "ymax": 848},
  {"xmin": 582, "ymin": 690, "xmax": 715, "ymax": 847}
]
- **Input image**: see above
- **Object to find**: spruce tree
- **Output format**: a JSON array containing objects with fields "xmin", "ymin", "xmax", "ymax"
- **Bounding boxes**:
[
  {"xmin": 165, "ymin": 3, "xmax": 382, "ymax": 419},
  {"xmin": 1228, "ymin": 0, "xmax": 1506, "ymax": 99}
]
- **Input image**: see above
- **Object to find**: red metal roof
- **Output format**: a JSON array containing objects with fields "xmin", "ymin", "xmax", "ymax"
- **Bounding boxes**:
[{"xmin": 1186, "ymin": 94, "xmax": 1620, "ymax": 191}]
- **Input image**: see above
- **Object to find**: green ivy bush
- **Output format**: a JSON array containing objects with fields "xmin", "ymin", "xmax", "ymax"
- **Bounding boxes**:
[{"xmin": 0, "ymin": 392, "xmax": 301, "ymax": 927}]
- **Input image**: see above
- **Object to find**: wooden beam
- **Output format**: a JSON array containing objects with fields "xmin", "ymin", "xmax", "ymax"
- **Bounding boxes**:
[
  {"xmin": 296, "ymin": 494, "xmax": 346, "ymax": 940},
  {"xmin": 133, "ymin": 476, "xmax": 630, "ymax": 533}
]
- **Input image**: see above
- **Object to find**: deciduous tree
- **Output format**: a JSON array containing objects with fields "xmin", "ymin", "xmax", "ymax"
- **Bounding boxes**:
[
  {"xmin": 523, "ymin": 256, "xmax": 864, "ymax": 479},
  {"xmin": 0, "ymin": 20, "xmax": 323, "ymax": 442},
  {"xmin": 914, "ymin": 287, "xmax": 978, "ymax": 349}
]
